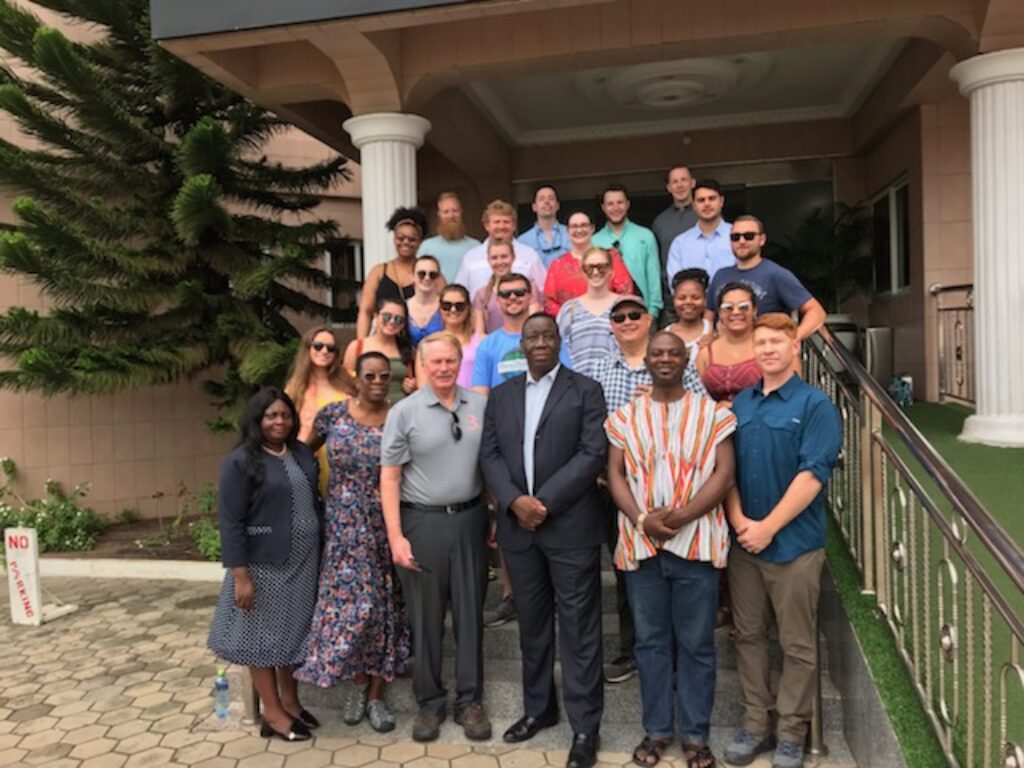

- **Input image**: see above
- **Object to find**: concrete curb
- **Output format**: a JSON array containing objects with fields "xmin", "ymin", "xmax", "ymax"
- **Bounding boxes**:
[{"xmin": 40, "ymin": 556, "xmax": 224, "ymax": 581}]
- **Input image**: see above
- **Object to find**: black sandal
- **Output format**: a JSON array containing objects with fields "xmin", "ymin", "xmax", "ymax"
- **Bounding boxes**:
[
  {"xmin": 683, "ymin": 742, "xmax": 716, "ymax": 768},
  {"xmin": 632, "ymin": 735, "xmax": 672, "ymax": 767}
]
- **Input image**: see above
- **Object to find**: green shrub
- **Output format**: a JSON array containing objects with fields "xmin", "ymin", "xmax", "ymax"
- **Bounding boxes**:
[
  {"xmin": 0, "ymin": 458, "xmax": 107, "ymax": 554},
  {"xmin": 188, "ymin": 484, "xmax": 221, "ymax": 561}
]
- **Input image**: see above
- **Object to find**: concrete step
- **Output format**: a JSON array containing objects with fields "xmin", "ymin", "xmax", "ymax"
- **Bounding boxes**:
[{"xmin": 297, "ymin": 660, "xmax": 846, "ymax": 733}]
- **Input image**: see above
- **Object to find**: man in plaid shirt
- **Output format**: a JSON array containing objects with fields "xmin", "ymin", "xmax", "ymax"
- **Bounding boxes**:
[{"xmin": 589, "ymin": 295, "xmax": 707, "ymax": 685}]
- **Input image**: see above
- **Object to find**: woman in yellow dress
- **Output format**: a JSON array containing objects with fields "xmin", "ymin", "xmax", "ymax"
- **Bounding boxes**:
[{"xmin": 284, "ymin": 325, "xmax": 356, "ymax": 498}]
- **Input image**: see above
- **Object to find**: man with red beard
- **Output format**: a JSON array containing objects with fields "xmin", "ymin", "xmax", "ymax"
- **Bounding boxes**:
[{"xmin": 417, "ymin": 192, "xmax": 481, "ymax": 283}]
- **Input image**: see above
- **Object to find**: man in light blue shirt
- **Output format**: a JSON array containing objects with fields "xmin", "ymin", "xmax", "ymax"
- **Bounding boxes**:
[
  {"xmin": 517, "ymin": 185, "xmax": 571, "ymax": 268},
  {"xmin": 592, "ymin": 183, "xmax": 663, "ymax": 318},
  {"xmin": 665, "ymin": 179, "xmax": 735, "ymax": 285},
  {"xmin": 416, "ymin": 192, "xmax": 481, "ymax": 283}
]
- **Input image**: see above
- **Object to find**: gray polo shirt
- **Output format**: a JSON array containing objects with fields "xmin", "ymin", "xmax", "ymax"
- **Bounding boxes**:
[
  {"xmin": 651, "ymin": 203, "xmax": 698, "ymax": 269},
  {"xmin": 381, "ymin": 383, "xmax": 486, "ymax": 506}
]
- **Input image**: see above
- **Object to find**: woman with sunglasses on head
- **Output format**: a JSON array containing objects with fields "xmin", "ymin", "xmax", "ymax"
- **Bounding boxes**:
[
  {"xmin": 665, "ymin": 268, "xmax": 713, "ymax": 359},
  {"xmin": 295, "ymin": 352, "xmax": 410, "ymax": 733},
  {"xmin": 284, "ymin": 326, "xmax": 357, "ymax": 499},
  {"xmin": 407, "ymin": 255, "xmax": 446, "ymax": 346},
  {"xmin": 555, "ymin": 246, "xmax": 619, "ymax": 377},
  {"xmin": 208, "ymin": 388, "xmax": 322, "ymax": 743},
  {"xmin": 472, "ymin": 238, "xmax": 541, "ymax": 335},
  {"xmin": 343, "ymin": 298, "xmax": 417, "ymax": 402},
  {"xmin": 695, "ymin": 282, "xmax": 761, "ymax": 406},
  {"xmin": 543, "ymin": 210, "xmax": 635, "ymax": 317},
  {"xmin": 357, "ymin": 208, "xmax": 429, "ymax": 339}
]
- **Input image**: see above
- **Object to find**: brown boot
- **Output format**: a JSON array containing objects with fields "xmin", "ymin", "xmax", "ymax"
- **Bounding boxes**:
[
  {"xmin": 411, "ymin": 707, "xmax": 446, "ymax": 742},
  {"xmin": 454, "ymin": 701, "xmax": 492, "ymax": 741}
]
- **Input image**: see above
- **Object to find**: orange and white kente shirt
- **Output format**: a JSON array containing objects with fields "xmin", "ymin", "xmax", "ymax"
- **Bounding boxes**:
[{"xmin": 605, "ymin": 392, "xmax": 736, "ymax": 571}]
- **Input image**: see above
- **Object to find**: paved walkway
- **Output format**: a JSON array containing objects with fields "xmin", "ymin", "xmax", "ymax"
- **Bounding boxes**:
[{"xmin": 0, "ymin": 576, "xmax": 850, "ymax": 767}]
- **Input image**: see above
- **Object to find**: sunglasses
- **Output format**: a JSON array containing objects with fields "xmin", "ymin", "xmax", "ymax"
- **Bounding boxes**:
[
  {"xmin": 361, "ymin": 371, "xmax": 392, "ymax": 382},
  {"xmin": 395, "ymin": 235, "xmax": 420, "ymax": 244},
  {"xmin": 310, "ymin": 342, "xmax": 338, "ymax": 353},
  {"xmin": 497, "ymin": 287, "xmax": 530, "ymax": 299},
  {"xmin": 416, "ymin": 270, "xmax": 439, "ymax": 280},
  {"xmin": 380, "ymin": 311, "xmax": 406, "ymax": 326},
  {"xmin": 611, "ymin": 310, "xmax": 644, "ymax": 324},
  {"xmin": 449, "ymin": 410, "xmax": 462, "ymax": 442},
  {"xmin": 729, "ymin": 231, "xmax": 760, "ymax": 242},
  {"xmin": 582, "ymin": 263, "xmax": 611, "ymax": 276},
  {"xmin": 719, "ymin": 301, "xmax": 753, "ymax": 314},
  {"xmin": 441, "ymin": 300, "xmax": 468, "ymax": 312}
]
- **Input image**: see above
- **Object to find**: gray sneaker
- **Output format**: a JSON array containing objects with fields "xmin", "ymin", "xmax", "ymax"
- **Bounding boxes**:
[
  {"xmin": 341, "ymin": 682, "xmax": 367, "ymax": 725},
  {"xmin": 366, "ymin": 698, "xmax": 395, "ymax": 733},
  {"xmin": 484, "ymin": 596, "xmax": 517, "ymax": 628},
  {"xmin": 723, "ymin": 729, "xmax": 776, "ymax": 766},
  {"xmin": 603, "ymin": 655, "xmax": 637, "ymax": 683},
  {"xmin": 771, "ymin": 740, "xmax": 805, "ymax": 768}
]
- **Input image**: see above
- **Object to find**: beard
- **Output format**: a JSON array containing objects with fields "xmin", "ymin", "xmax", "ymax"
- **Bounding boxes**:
[{"xmin": 437, "ymin": 219, "xmax": 466, "ymax": 241}]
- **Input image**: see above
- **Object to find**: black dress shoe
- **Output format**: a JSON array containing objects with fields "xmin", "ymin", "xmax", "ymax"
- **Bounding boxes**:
[
  {"xmin": 259, "ymin": 718, "xmax": 312, "ymax": 742},
  {"xmin": 297, "ymin": 708, "xmax": 320, "ymax": 729},
  {"xmin": 503, "ymin": 714, "xmax": 559, "ymax": 743},
  {"xmin": 566, "ymin": 732, "xmax": 599, "ymax": 768}
]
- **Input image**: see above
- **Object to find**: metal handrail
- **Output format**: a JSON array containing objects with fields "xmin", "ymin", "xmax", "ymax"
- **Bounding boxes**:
[{"xmin": 813, "ymin": 325, "xmax": 1024, "ymax": 595}]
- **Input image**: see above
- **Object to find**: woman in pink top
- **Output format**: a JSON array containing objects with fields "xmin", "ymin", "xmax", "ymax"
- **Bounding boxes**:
[
  {"xmin": 695, "ymin": 283, "xmax": 761, "ymax": 404},
  {"xmin": 472, "ymin": 238, "xmax": 541, "ymax": 334},
  {"xmin": 543, "ymin": 211, "xmax": 634, "ymax": 316}
]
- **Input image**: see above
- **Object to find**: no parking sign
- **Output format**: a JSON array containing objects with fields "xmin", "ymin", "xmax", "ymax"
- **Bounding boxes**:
[{"xmin": 5, "ymin": 527, "xmax": 76, "ymax": 625}]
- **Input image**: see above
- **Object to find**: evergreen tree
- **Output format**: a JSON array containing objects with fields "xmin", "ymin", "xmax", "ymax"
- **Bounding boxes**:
[{"xmin": 0, "ymin": 0, "xmax": 352, "ymax": 420}]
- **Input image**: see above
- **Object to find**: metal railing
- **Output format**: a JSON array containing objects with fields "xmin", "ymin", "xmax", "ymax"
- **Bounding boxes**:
[
  {"xmin": 930, "ymin": 283, "xmax": 975, "ymax": 405},
  {"xmin": 804, "ymin": 328, "xmax": 1024, "ymax": 768}
]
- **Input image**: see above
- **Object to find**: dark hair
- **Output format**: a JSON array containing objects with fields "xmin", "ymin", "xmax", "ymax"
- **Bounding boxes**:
[
  {"xmin": 533, "ymin": 184, "xmax": 559, "ymax": 201},
  {"xmin": 692, "ymin": 179, "xmax": 723, "ymax": 197},
  {"xmin": 356, "ymin": 350, "xmax": 391, "ymax": 376},
  {"xmin": 718, "ymin": 281, "xmax": 758, "ymax": 309},
  {"xmin": 375, "ymin": 297, "xmax": 415, "ymax": 367},
  {"xmin": 440, "ymin": 283, "xmax": 470, "ymax": 303},
  {"xmin": 497, "ymin": 272, "xmax": 530, "ymax": 290},
  {"xmin": 523, "ymin": 311, "xmax": 558, "ymax": 334},
  {"xmin": 665, "ymin": 163, "xmax": 692, "ymax": 181},
  {"xmin": 671, "ymin": 267, "xmax": 709, "ymax": 293},
  {"xmin": 237, "ymin": 387, "xmax": 299, "ymax": 497},
  {"xmin": 601, "ymin": 182, "xmax": 629, "ymax": 202},
  {"xmin": 567, "ymin": 210, "xmax": 593, "ymax": 226},
  {"xmin": 414, "ymin": 254, "xmax": 440, "ymax": 269},
  {"xmin": 385, "ymin": 207, "xmax": 428, "ymax": 235}
]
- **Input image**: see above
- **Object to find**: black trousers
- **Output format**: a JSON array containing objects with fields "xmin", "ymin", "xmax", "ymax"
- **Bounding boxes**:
[
  {"xmin": 600, "ymin": 485, "xmax": 635, "ymax": 658},
  {"xmin": 503, "ymin": 540, "xmax": 604, "ymax": 736},
  {"xmin": 398, "ymin": 502, "xmax": 489, "ymax": 714}
]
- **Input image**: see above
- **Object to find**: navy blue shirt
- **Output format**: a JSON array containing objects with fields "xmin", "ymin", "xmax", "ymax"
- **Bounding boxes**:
[
  {"xmin": 731, "ymin": 374, "xmax": 842, "ymax": 564},
  {"xmin": 708, "ymin": 259, "xmax": 812, "ymax": 316}
]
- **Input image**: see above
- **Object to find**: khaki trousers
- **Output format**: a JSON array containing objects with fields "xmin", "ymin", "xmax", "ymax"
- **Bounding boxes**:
[{"xmin": 727, "ymin": 546, "xmax": 825, "ymax": 744}]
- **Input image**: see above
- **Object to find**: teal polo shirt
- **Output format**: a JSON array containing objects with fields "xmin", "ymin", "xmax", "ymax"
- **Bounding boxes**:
[
  {"xmin": 730, "ymin": 374, "xmax": 842, "ymax": 564},
  {"xmin": 592, "ymin": 219, "xmax": 663, "ymax": 315}
]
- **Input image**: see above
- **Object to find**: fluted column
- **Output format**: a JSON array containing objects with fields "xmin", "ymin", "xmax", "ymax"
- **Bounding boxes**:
[
  {"xmin": 950, "ymin": 49, "xmax": 1024, "ymax": 446},
  {"xmin": 343, "ymin": 112, "xmax": 431, "ymax": 273}
]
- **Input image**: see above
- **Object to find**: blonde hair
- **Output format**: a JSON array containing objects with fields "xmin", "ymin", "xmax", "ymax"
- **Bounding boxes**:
[
  {"xmin": 440, "ymin": 284, "xmax": 474, "ymax": 347},
  {"xmin": 283, "ymin": 326, "xmax": 356, "ymax": 416},
  {"xmin": 482, "ymin": 238, "xmax": 515, "ymax": 305},
  {"xmin": 418, "ymin": 331, "xmax": 463, "ymax": 365},
  {"xmin": 481, "ymin": 199, "xmax": 517, "ymax": 227}
]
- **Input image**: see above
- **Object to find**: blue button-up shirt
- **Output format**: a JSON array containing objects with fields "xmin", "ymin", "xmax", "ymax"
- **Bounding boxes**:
[
  {"xmin": 523, "ymin": 364, "xmax": 560, "ymax": 494},
  {"xmin": 518, "ymin": 221, "xmax": 571, "ymax": 268},
  {"xmin": 665, "ymin": 219, "xmax": 735, "ymax": 285},
  {"xmin": 730, "ymin": 374, "xmax": 842, "ymax": 564}
]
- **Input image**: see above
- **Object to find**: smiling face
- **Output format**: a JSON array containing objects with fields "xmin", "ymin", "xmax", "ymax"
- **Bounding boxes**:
[
  {"xmin": 581, "ymin": 248, "xmax": 612, "ymax": 289},
  {"xmin": 485, "ymin": 213, "xmax": 516, "ymax": 241},
  {"xmin": 487, "ymin": 242, "xmax": 515, "ymax": 276},
  {"xmin": 414, "ymin": 257, "xmax": 440, "ymax": 292},
  {"xmin": 260, "ymin": 399, "xmax": 294, "ymax": 446},
  {"xmin": 437, "ymin": 196, "xmax": 462, "ymax": 225},
  {"xmin": 567, "ymin": 212, "xmax": 594, "ymax": 249},
  {"xmin": 693, "ymin": 186, "xmax": 724, "ymax": 223},
  {"xmin": 521, "ymin": 314, "xmax": 561, "ymax": 377},
  {"xmin": 730, "ymin": 219, "xmax": 766, "ymax": 263},
  {"xmin": 673, "ymin": 279, "xmax": 707, "ymax": 322},
  {"xmin": 666, "ymin": 166, "xmax": 694, "ymax": 206},
  {"xmin": 496, "ymin": 277, "xmax": 531, "ymax": 319},
  {"xmin": 439, "ymin": 287, "xmax": 470, "ymax": 329},
  {"xmin": 754, "ymin": 325, "xmax": 799, "ymax": 376},
  {"xmin": 376, "ymin": 301, "xmax": 407, "ymax": 337},
  {"xmin": 719, "ymin": 287, "xmax": 755, "ymax": 334},
  {"xmin": 610, "ymin": 301, "xmax": 651, "ymax": 345},
  {"xmin": 601, "ymin": 190, "xmax": 629, "ymax": 226},
  {"xmin": 394, "ymin": 222, "xmax": 422, "ymax": 258},
  {"xmin": 421, "ymin": 337, "xmax": 462, "ymax": 391},
  {"xmin": 356, "ymin": 356, "xmax": 391, "ymax": 404},
  {"xmin": 532, "ymin": 186, "xmax": 559, "ymax": 219},
  {"xmin": 309, "ymin": 330, "xmax": 339, "ymax": 369},
  {"xmin": 645, "ymin": 332, "xmax": 689, "ymax": 388}
]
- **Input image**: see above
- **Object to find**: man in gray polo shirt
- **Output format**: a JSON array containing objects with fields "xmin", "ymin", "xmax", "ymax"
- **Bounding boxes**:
[{"xmin": 381, "ymin": 332, "xmax": 492, "ymax": 743}]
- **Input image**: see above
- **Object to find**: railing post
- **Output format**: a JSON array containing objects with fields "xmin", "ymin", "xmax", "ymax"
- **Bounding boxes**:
[
  {"xmin": 808, "ymin": 599, "xmax": 828, "ymax": 757},
  {"xmin": 859, "ymin": 391, "xmax": 878, "ymax": 594}
]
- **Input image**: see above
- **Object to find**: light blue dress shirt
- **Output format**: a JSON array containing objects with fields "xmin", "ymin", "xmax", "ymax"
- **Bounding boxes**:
[
  {"xmin": 518, "ymin": 222, "xmax": 571, "ymax": 268},
  {"xmin": 523, "ymin": 364, "xmax": 560, "ymax": 494},
  {"xmin": 665, "ymin": 219, "xmax": 735, "ymax": 285}
]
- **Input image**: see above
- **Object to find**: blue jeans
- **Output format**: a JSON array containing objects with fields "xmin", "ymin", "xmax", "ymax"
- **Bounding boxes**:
[{"xmin": 624, "ymin": 551, "xmax": 719, "ymax": 742}]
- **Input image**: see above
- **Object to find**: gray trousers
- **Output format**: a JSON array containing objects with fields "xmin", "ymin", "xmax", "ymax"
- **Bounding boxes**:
[{"xmin": 397, "ymin": 502, "xmax": 489, "ymax": 714}]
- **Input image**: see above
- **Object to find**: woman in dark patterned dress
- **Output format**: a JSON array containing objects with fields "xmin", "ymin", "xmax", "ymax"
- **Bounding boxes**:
[
  {"xmin": 294, "ymin": 352, "xmax": 411, "ymax": 732},
  {"xmin": 208, "ymin": 388, "xmax": 322, "ymax": 742}
]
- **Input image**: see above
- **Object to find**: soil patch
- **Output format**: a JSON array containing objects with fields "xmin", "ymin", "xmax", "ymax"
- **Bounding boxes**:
[{"xmin": 44, "ymin": 515, "xmax": 210, "ymax": 561}]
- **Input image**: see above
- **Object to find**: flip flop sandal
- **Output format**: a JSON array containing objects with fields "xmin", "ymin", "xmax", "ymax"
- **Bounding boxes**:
[
  {"xmin": 683, "ymin": 742, "xmax": 717, "ymax": 768},
  {"xmin": 632, "ymin": 735, "xmax": 672, "ymax": 767}
]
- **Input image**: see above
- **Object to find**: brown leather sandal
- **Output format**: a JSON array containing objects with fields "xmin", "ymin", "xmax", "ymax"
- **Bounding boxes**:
[
  {"xmin": 632, "ymin": 735, "xmax": 672, "ymax": 767},
  {"xmin": 683, "ymin": 742, "xmax": 716, "ymax": 768}
]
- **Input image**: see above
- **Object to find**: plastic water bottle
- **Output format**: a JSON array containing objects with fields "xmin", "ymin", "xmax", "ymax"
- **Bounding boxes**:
[{"xmin": 213, "ymin": 669, "xmax": 230, "ymax": 718}]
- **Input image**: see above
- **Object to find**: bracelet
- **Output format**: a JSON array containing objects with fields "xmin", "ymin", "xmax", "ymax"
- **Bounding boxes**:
[{"xmin": 635, "ymin": 511, "xmax": 648, "ymax": 534}]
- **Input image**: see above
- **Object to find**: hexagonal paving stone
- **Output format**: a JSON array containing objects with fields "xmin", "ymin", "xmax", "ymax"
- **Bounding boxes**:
[
  {"xmin": 404, "ymin": 757, "xmax": 455, "ymax": 768},
  {"xmin": 451, "ymin": 754, "xmax": 499, "ymax": 768},
  {"xmin": 13, "ymin": 715, "xmax": 59, "ymax": 735},
  {"xmin": 52, "ymin": 700, "xmax": 95, "ymax": 718},
  {"xmin": 159, "ymin": 730, "xmax": 205, "ymax": 750},
  {"xmin": 332, "ymin": 745, "xmax": 381, "ymax": 768},
  {"xmin": 497, "ymin": 751, "xmax": 547, "ymax": 768},
  {"xmin": 8, "ymin": 704, "xmax": 53, "ymax": 723},
  {"xmin": 5, "ymin": 682, "xmax": 42, "ymax": 698},
  {"xmin": 45, "ymin": 688, "xmax": 87, "ymax": 707},
  {"xmin": 0, "ymin": 734, "xmax": 20, "ymax": 750},
  {"xmin": 149, "ymin": 713, "xmax": 195, "ymax": 735},
  {"xmin": 236, "ymin": 753, "xmax": 286, "ymax": 768},
  {"xmin": 70, "ymin": 738, "xmax": 118, "ymax": 760},
  {"xmin": 379, "ymin": 743, "xmax": 426, "ymax": 763},
  {"xmin": 124, "ymin": 682, "xmax": 164, "ymax": 699},
  {"xmin": 134, "ymin": 692, "xmax": 174, "ymax": 709},
  {"xmin": 56, "ymin": 710, "xmax": 103, "ymax": 731},
  {"xmin": 173, "ymin": 740, "xmax": 223, "ymax": 766},
  {"xmin": 264, "ymin": 739, "xmax": 309, "ymax": 757},
  {"xmin": 64, "ymin": 724, "xmax": 111, "ymax": 745},
  {"xmin": 115, "ymin": 732, "xmax": 163, "ymax": 755},
  {"xmin": 123, "ymin": 746, "xmax": 176, "ymax": 768},
  {"xmin": 80, "ymin": 753, "xmax": 128, "ymax": 768},
  {"xmin": 18, "ymin": 728, "xmax": 66, "ymax": 751},
  {"xmin": 22, "ymin": 741, "xmax": 74, "ymax": 765},
  {"xmin": 280, "ymin": 748, "xmax": 333, "ymax": 768},
  {"xmin": 220, "ymin": 736, "xmax": 270, "ymax": 759},
  {"xmin": 307, "ymin": 738, "xmax": 354, "ymax": 751},
  {"xmin": 106, "ymin": 719, "xmax": 152, "ymax": 741},
  {"xmin": 192, "ymin": 758, "xmax": 237, "ymax": 768},
  {"xmin": 92, "ymin": 696, "xmax": 137, "ymax": 714},
  {"xmin": 427, "ymin": 744, "xmax": 472, "ymax": 759},
  {"xmin": 0, "ymin": 747, "xmax": 28, "ymax": 764}
]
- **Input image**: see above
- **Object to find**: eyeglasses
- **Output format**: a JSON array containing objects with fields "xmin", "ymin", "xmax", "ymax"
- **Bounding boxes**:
[
  {"xmin": 729, "ymin": 232, "xmax": 760, "ymax": 242},
  {"xmin": 380, "ymin": 312, "xmax": 406, "ymax": 326},
  {"xmin": 395, "ymin": 235, "xmax": 420, "ymax": 244},
  {"xmin": 441, "ymin": 300, "xmax": 467, "ymax": 312},
  {"xmin": 361, "ymin": 371, "xmax": 392, "ymax": 382},
  {"xmin": 310, "ymin": 342, "xmax": 338, "ymax": 353},
  {"xmin": 416, "ymin": 270, "xmax": 439, "ymax": 280},
  {"xmin": 449, "ymin": 410, "xmax": 462, "ymax": 442},
  {"xmin": 497, "ymin": 287, "xmax": 530, "ymax": 299},
  {"xmin": 582, "ymin": 263, "xmax": 611, "ymax": 276},
  {"xmin": 568, "ymin": 223, "xmax": 592, "ymax": 231},
  {"xmin": 611, "ymin": 310, "xmax": 644, "ymax": 324},
  {"xmin": 719, "ymin": 301, "xmax": 753, "ymax": 314}
]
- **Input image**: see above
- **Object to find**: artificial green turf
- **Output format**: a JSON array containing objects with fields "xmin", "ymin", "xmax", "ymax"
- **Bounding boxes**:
[{"xmin": 826, "ymin": 518, "xmax": 949, "ymax": 767}]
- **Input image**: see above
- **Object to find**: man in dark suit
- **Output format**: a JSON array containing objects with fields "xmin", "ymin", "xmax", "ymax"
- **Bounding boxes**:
[{"xmin": 480, "ymin": 313, "xmax": 608, "ymax": 768}]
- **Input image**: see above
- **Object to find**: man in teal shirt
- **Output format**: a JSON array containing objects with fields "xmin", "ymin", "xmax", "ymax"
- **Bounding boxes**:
[
  {"xmin": 417, "ymin": 192, "xmax": 481, "ymax": 283},
  {"xmin": 592, "ymin": 184, "xmax": 662, "ymax": 319}
]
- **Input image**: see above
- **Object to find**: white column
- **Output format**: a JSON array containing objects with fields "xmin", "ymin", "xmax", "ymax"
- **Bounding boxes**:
[
  {"xmin": 343, "ymin": 112, "xmax": 431, "ymax": 273},
  {"xmin": 951, "ymin": 49, "xmax": 1024, "ymax": 447}
]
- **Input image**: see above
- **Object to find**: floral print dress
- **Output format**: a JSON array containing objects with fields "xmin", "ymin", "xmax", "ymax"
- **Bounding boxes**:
[{"xmin": 294, "ymin": 401, "xmax": 410, "ymax": 686}]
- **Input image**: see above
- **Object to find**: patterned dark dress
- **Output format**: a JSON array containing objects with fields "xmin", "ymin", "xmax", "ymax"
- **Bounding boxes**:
[
  {"xmin": 294, "ymin": 401, "xmax": 410, "ymax": 686},
  {"xmin": 208, "ymin": 451, "xmax": 320, "ymax": 667}
]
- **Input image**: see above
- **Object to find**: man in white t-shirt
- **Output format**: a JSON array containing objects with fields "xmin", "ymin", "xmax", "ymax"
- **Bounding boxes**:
[{"xmin": 455, "ymin": 200, "xmax": 547, "ymax": 297}]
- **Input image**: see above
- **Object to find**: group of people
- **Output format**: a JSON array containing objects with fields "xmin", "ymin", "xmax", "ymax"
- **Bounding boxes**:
[{"xmin": 206, "ymin": 164, "xmax": 843, "ymax": 768}]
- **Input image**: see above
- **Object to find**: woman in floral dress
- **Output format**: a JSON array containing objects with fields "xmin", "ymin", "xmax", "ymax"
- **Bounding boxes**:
[{"xmin": 294, "ymin": 351, "xmax": 410, "ymax": 732}]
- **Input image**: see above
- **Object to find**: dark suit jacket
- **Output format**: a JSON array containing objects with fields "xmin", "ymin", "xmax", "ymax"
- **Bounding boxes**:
[
  {"xmin": 480, "ymin": 366, "xmax": 608, "ymax": 552},
  {"xmin": 218, "ymin": 442, "xmax": 322, "ymax": 568}
]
